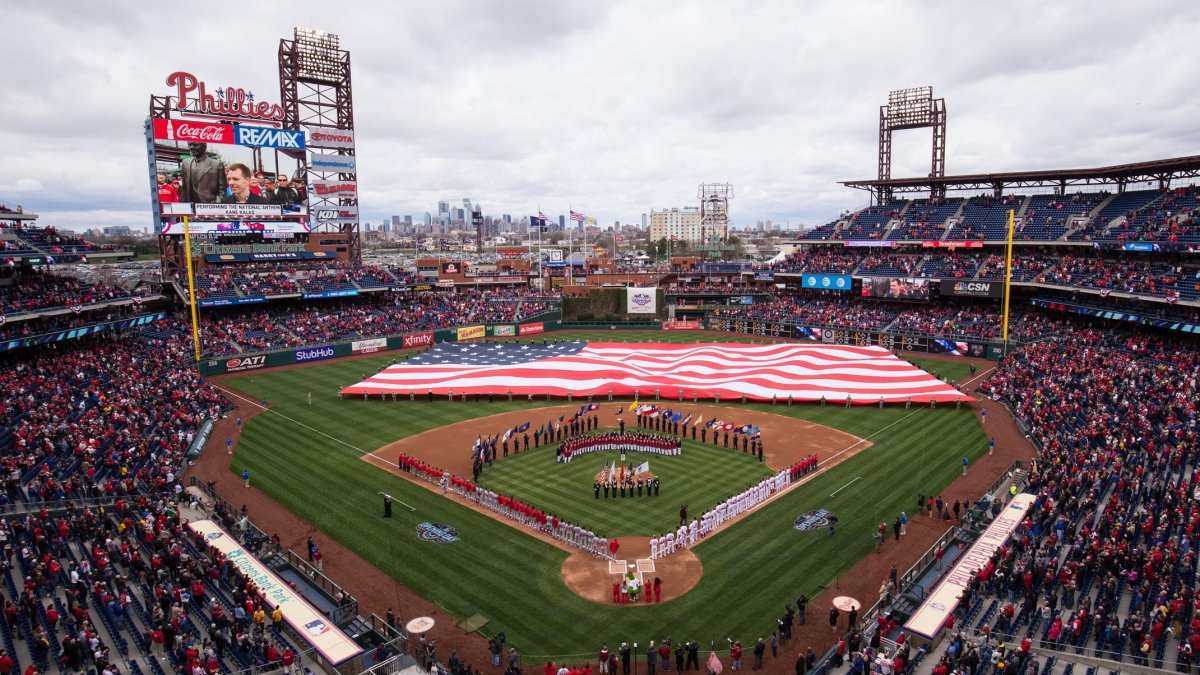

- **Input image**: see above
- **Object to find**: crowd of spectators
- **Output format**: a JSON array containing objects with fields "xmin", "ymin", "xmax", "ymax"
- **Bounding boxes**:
[
  {"xmin": 198, "ymin": 289, "xmax": 559, "ymax": 355},
  {"xmin": 930, "ymin": 330, "xmax": 1200, "ymax": 672},
  {"xmin": 0, "ymin": 322, "xmax": 228, "ymax": 505},
  {"xmin": 0, "ymin": 223, "xmax": 116, "ymax": 254},
  {"xmin": 0, "ymin": 274, "xmax": 134, "ymax": 316},
  {"xmin": 888, "ymin": 305, "xmax": 1001, "ymax": 339}
]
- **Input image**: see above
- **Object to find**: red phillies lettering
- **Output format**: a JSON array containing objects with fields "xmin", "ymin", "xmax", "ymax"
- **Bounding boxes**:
[{"xmin": 167, "ymin": 71, "xmax": 286, "ymax": 123}]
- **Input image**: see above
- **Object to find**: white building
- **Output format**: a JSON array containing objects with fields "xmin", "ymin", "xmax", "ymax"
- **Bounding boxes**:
[{"xmin": 648, "ymin": 206, "xmax": 725, "ymax": 243}]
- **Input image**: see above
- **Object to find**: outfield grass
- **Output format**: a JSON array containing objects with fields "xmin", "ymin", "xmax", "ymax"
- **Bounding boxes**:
[
  {"xmin": 478, "ymin": 440, "xmax": 774, "ymax": 537},
  {"xmin": 221, "ymin": 332, "xmax": 987, "ymax": 657}
]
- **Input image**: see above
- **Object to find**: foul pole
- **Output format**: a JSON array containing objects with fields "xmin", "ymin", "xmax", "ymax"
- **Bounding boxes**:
[
  {"xmin": 182, "ymin": 216, "xmax": 202, "ymax": 362},
  {"xmin": 1000, "ymin": 209, "xmax": 1015, "ymax": 356}
]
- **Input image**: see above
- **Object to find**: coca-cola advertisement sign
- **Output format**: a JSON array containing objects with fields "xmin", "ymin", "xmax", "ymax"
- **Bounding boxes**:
[
  {"xmin": 153, "ymin": 118, "xmax": 234, "ymax": 144},
  {"xmin": 166, "ymin": 71, "xmax": 286, "ymax": 123},
  {"xmin": 402, "ymin": 332, "xmax": 434, "ymax": 348}
]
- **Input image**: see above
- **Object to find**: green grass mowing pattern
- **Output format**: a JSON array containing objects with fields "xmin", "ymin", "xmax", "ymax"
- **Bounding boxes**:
[
  {"xmin": 477, "ymin": 440, "xmax": 774, "ymax": 537},
  {"xmin": 220, "ymin": 335, "xmax": 989, "ymax": 656}
]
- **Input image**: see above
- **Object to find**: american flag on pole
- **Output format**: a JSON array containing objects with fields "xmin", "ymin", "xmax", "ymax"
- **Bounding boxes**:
[
  {"xmin": 570, "ymin": 210, "xmax": 586, "ymax": 223},
  {"xmin": 341, "ymin": 342, "xmax": 972, "ymax": 403}
]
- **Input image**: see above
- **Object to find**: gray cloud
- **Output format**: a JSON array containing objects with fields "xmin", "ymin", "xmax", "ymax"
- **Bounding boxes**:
[{"xmin": 1, "ymin": 0, "xmax": 1198, "ymax": 231}]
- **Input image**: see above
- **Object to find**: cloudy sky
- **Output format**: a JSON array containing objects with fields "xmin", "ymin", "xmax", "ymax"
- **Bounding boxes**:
[{"xmin": 2, "ymin": 0, "xmax": 1198, "ymax": 232}]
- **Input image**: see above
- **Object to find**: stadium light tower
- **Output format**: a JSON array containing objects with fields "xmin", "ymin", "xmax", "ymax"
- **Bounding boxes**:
[
  {"xmin": 279, "ymin": 27, "xmax": 361, "ymax": 263},
  {"xmin": 697, "ymin": 182, "xmax": 733, "ymax": 259},
  {"xmin": 877, "ymin": 86, "xmax": 947, "ymax": 203}
]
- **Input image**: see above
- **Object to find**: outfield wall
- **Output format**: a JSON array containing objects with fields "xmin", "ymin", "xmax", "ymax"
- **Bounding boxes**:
[
  {"xmin": 706, "ymin": 317, "xmax": 1006, "ymax": 360},
  {"xmin": 197, "ymin": 312, "xmax": 567, "ymax": 376}
]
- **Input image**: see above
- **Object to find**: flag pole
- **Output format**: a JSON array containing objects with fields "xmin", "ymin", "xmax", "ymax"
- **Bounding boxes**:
[{"xmin": 1000, "ymin": 209, "xmax": 1015, "ymax": 357}]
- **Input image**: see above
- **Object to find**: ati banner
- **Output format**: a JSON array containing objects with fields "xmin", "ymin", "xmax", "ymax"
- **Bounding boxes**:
[
  {"xmin": 626, "ymin": 287, "xmax": 657, "ymax": 314},
  {"xmin": 941, "ymin": 280, "xmax": 1004, "ymax": 299}
]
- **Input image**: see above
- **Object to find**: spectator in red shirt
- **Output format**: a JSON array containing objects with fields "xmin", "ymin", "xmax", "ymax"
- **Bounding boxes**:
[{"xmin": 157, "ymin": 173, "xmax": 179, "ymax": 203}]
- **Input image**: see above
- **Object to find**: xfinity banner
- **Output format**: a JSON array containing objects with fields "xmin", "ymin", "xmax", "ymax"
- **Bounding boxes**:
[
  {"xmin": 802, "ymin": 274, "xmax": 851, "ymax": 291},
  {"xmin": 942, "ymin": 280, "xmax": 1004, "ymax": 299},
  {"xmin": 626, "ymin": 287, "xmax": 658, "ymax": 314}
]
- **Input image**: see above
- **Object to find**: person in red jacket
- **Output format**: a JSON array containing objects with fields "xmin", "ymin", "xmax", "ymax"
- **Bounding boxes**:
[
  {"xmin": 0, "ymin": 649, "xmax": 13, "ymax": 675},
  {"xmin": 653, "ymin": 577, "xmax": 663, "ymax": 604},
  {"xmin": 281, "ymin": 649, "xmax": 296, "ymax": 675}
]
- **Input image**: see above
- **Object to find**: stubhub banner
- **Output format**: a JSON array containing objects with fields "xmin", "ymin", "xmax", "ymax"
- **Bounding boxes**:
[
  {"xmin": 802, "ymin": 274, "xmax": 851, "ymax": 291},
  {"xmin": 295, "ymin": 346, "xmax": 335, "ymax": 363}
]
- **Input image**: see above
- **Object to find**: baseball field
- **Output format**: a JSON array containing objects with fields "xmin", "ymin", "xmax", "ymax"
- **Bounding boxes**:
[{"xmin": 216, "ymin": 331, "xmax": 983, "ymax": 658}]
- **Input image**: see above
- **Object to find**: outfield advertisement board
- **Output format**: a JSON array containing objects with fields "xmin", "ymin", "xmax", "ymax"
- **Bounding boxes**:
[
  {"xmin": 402, "ymin": 332, "xmax": 435, "ymax": 348},
  {"xmin": 294, "ymin": 346, "xmax": 335, "ymax": 363},
  {"xmin": 352, "ymin": 338, "xmax": 388, "ymax": 354},
  {"xmin": 224, "ymin": 355, "xmax": 268, "ymax": 372},
  {"xmin": 492, "ymin": 325, "xmax": 516, "ymax": 337},
  {"xmin": 188, "ymin": 520, "xmax": 362, "ymax": 665},
  {"xmin": 457, "ymin": 325, "xmax": 485, "ymax": 341},
  {"xmin": 905, "ymin": 494, "xmax": 1035, "ymax": 639},
  {"xmin": 519, "ymin": 322, "xmax": 545, "ymax": 336}
]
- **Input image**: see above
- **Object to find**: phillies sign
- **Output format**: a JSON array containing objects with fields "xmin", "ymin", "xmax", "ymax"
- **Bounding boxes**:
[{"xmin": 166, "ymin": 71, "xmax": 286, "ymax": 123}]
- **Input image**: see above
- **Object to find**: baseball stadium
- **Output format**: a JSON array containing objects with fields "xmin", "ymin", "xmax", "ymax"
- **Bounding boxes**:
[{"xmin": 1, "ymin": 13, "xmax": 1198, "ymax": 675}]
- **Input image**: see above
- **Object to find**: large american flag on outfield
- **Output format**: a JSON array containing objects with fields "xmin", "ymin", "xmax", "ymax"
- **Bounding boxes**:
[{"xmin": 341, "ymin": 342, "xmax": 972, "ymax": 404}]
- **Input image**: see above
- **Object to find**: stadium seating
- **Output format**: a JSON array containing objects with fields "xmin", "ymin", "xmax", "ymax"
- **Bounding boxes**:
[
  {"xmin": 887, "ymin": 198, "xmax": 961, "ymax": 241},
  {"xmin": 946, "ymin": 195, "xmax": 1025, "ymax": 241},
  {"xmin": 0, "ymin": 273, "xmax": 133, "ymax": 315}
]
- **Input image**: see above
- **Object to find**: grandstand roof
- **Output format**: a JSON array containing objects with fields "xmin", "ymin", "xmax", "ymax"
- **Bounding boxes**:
[{"xmin": 842, "ymin": 154, "xmax": 1200, "ymax": 194}]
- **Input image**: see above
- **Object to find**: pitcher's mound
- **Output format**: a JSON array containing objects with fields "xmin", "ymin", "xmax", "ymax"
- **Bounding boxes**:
[{"xmin": 561, "ymin": 536, "xmax": 703, "ymax": 605}]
